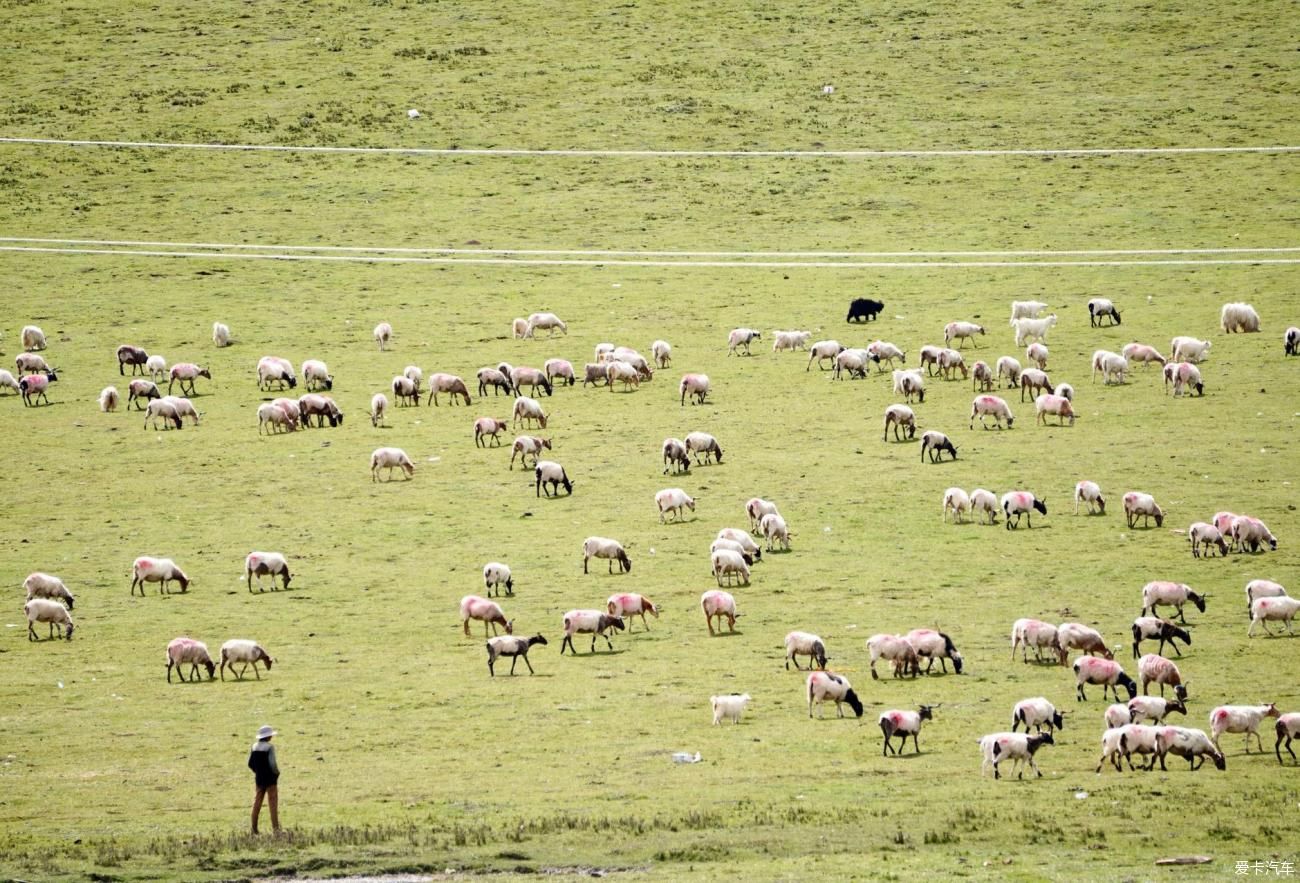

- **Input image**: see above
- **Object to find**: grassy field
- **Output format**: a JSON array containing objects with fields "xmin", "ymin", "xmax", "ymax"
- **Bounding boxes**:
[{"xmin": 1, "ymin": 0, "xmax": 1298, "ymax": 880}]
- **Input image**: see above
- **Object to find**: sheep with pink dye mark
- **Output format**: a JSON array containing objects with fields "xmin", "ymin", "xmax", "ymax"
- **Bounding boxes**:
[
  {"xmin": 166, "ymin": 637, "xmax": 216, "ymax": 682},
  {"xmin": 474, "ymin": 417, "xmax": 508, "ymax": 448},
  {"xmin": 1123, "ymin": 492, "xmax": 1163, "ymax": 528},
  {"xmin": 1141, "ymin": 581, "xmax": 1206, "ymax": 623},
  {"xmin": 970, "ymin": 395, "xmax": 1014, "ymax": 430},
  {"xmin": 219, "ymin": 639, "xmax": 274, "ymax": 680},
  {"xmin": 1129, "ymin": 695, "xmax": 1188, "ymax": 725},
  {"xmin": 680, "ymin": 373, "xmax": 710, "ymax": 406},
  {"xmin": 944, "ymin": 321, "xmax": 984, "ymax": 348},
  {"xmin": 1104, "ymin": 703, "xmax": 1133, "ymax": 730},
  {"xmin": 980, "ymin": 731, "xmax": 1054, "ymax": 779},
  {"xmin": 168, "ymin": 363, "xmax": 210, "ymax": 396},
  {"xmin": 1138, "ymin": 653, "xmax": 1186, "ymax": 698},
  {"xmin": 512, "ymin": 396, "xmax": 548, "ymax": 429},
  {"xmin": 1276, "ymin": 714, "xmax": 1300, "ymax": 764},
  {"xmin": 937, "ymin": 348, "xmax": 968, "ymax": 380},
  {"xmin": 1035, "ymin": 394, "xmax": 1075, "ymax": 426},
  {"xmin": 560, "ymin": 609, "xmax": 624, "ymax": 654},
  {"xmin": 608, "ymin": 593, "xmax": 658, "ymax": 632},
  {"xmin": 1074, "ymin": 656, "xmax": 1138, "ymax": 702},
  {"xmin": 1249, "ymin": 596, "xmax": 1300, "ymax": 636},
  {"xmin": 460, "ymin": 595, "xmax": 513, "ymax": 637},
  {"xmin": 1122, "ymin": 343, "xmax": 1166, "ymax": 368},
  {"xmin": 246, "ymin": 552, "xmax": 292, "ymax": 591},
  {"xmin": 879, "ymin": 705, "xmax": 936, "ymax": 755},
  {"xmin": 1232, "ymin": 516, "xmax": 1278, "ymax": 553},
  {"xmin": 656, "ymin": 488, "xmax": 696, "ymax": 523},
  {"xmin": 701, "ymin": 590, "xmax": 738, "ymax": 635},
  {"xmin": 1001, "ymin": 491, "xmax": 1046, "ymax": 529},
  {"xmin": 807, "ymin": 671, "xmax": 864, "ymax": 719},
  {"xmin": 1210, "ymin": 703, "xmax": 1280, "ymax": 753},
  {"xmin": 1245, "ymin": 579, "xmax": 1286, "ymax": 613},
  {"xmin": 1012, "ymin": 697, "xmax": 1066, "ymax": 734},
  {"xmin": 1074, "ymin": 481, "xmax": 1104, "ymax": 515},
  {"xmin": 1162, "ymin": 726, "xmax": 1226, "ymax": 771},
  {"xmin": 1091, "ymin": 350, "xmax": 1128, "ymax": 385},
  {"xmin": 130, "ymin": 556, "xmax": 190, "ymax": 595},
  {"xmin": 711, "ymin": 549, "xmax": 750, "ymax": 586},
  {"xmin": 1057, "ymin": 623, "xmax": 1112, "ymax": 660},
  {"xmin": 19, "ymin": 370, "xmax": 57, "ymax": 406},
  {"xmin": 716, "ymin": 528, "xmax": 762, "ymax": 562},
  {"xmin": 971, "ymin": 360, "xmax": 994, "ymax": 392},
  {"xmin": 1170, "ymin": 362, "xmax": 1204, "ymax": 397},
  {"xmin": 1019, "ymin": 368, "xmax": 1052, "ymax": 402}
]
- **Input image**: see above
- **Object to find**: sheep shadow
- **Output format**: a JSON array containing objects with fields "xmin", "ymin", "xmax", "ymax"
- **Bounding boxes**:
[{"xmin": 706, "ymin": 630, "xmax": 745, "ymax": 638}]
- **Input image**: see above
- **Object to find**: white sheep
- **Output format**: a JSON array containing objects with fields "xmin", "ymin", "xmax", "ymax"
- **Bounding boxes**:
[
  {"xmin": 167, "ymin": 363, "xmax": 210, "ymax": 396},
  {"xmin": 1249, "ymin": 596, "xmax": 1300, "ymax": 636},
  {"xmin": 711, "ymin": 549, "xmax": 751, "ymax": 586},
  {"xmin": 806, "ymin": 340, "xmax": 845, "ymax": 371},
  {"xmin": 1221, "ymin": 302, "xmax": 1261, "ymax": 333},
  {"xmin": 711, "ymin": 539, "xmax": 754, "ymax": 566},
  {"xmin": 1188, "ymin": 521, "xmax": 1229, "ymax": 557},
  {"xmin": 0, "ymin": 369, "xmax": 20, "ymax": 395},
  {"xmin": 1011, "ymin": 697, "xmax": 1066, "ymax": 733},
  {"xmin": 711, "ymin": 694, "xmax": 752, "ymax": 725},
  {"xmin": 1087, "ymin": 298, "xmax": 1122, "ymax": 327},
  {"xmin": 512, "ymin": 317, "xmax": 529, "ymax": 339},
  {"xmin": 511, "ymin": 435, "xmax": 551, "ymax": 470},
  {"xmin": 370, "ymin": 447, "xmax": 414, "ymax": 481},
  {"xmin": 656, "ymin": 488, "xmax": 696, "ymax": 523},
  {"xmin": 1011, "ymin": 618, "xmax": 1063, "ymax": 664},
  {"xmin": 745, "ymin": 497, "xmax": 779, "ymax": 533},
  {"xmin": 20, "ymin": 325, "xmax": 47, "ymax": 351},
  {"xmin": 525, "ymin": 312, "xmax": 567, "ymax": 338},
  {"xmin": 1170, "ymin": 336, "xmax": 1211, "ymax": 363},
  {"xmin": 146, "ymin": 354, "xmax": 167, "ymax": 381},
  {"xmin": 460, "ymin": 595, "xmax": 513, "ymax": 637},
  {"xmin": 512, "ymin": 396, "xmax": 548, "ymax": 429},
  {"xmin": 1231, "ymin": 515, "xmax": 1278, "ymax": 553},
  {"xmin": 162, "ymin": 395, "xmax": 200, "ymax": 427},
  {"xmin": 583, "ymin": 536, "xmax": 630, "ymax": 574},
  {"xmin": 1121, "ymin": 342, "xmax": 1166, "ymax": 367},
  {"xmin": 943, "ymin": 321, "xmax": 984, "ymax": 348},
  {"xmin": 650, "ymin": 339, "xmax": 672, "ymax": 368},
  {"xmin": 716, "ymin": 528, "xmax": 762, "ymax": 562},
  {"xmin": 759, "ymin": 512, "xmax": 789, "ymax": 551},
  {"xmin": 970, "ymin": 488, "xmax": 999, "ymax": 525},
  {"xmin": 867, "ymin": 633, "xmax": 920, "ymax": 679},
  {"xmin": 679, "ymin": 373, "xmax": 710, "ymax": 406},
  {"xmin": 879, "ymin": 706, "xmax": 935, "ymax": 755},
  {"xmin": 937, "ymin": 348, "xmax": 968, "ymax": 380},
  {"xmin": 25, "ymin": 598, "xmax": 73, "ymax": 640},
  {"xmin": 685, "ymin": 431, "xmax": 723, "ymax": 465},
  {"xmin": 1104, "ymin": 702, "xmax": 1134, "ymax": 730},
  {"xmin": 1058, "ymin": 622, "xmax": 1113, "ymax": 659},
  {"xmin": 1123, "ymin": 492, "xmax": 1164, "ymax": 528},
  {"xmin": 1245, "ymin": 579, "xmax": 1287, "ymax": 613},
  {"xmin": 374, "ymin": 321, "xmax": 393, "ymax": 350},
  {"xmin": 1035, "ymin": 394, "xmax": 1075, "ymax": 426},
  {"xmin": 370, "ymin": 393, "xmax": 388, "ymax": 428},
  {"xmin": 166, "ymin": 637, "xmax": 215, "ymax": 682},
  {"xmin": 1025, "ymin": 342, "xmax": 1049, "ymax": 370},
  {"xmin": 996, "ymin": 355, "xmax": 1022, "ymax": 388},
  {"xmin": 1091, "ymin": 350, "xmax": 1128, "ymax": 385},
  {"xmin": 130, "ymin": 556, "xmax": 190, "ymax": 595},
  {"xmin": 426, "ymin": 372, "xmax": 472, "ymax": 406},
  {"xmin": 245, "ymin": 552, "xmax": 292, "ymax": 592},
  {"xmin": 301, "ymin": 359, "xmax": 333, "ymax": 391},
  {"xmin": 483, "ymin": 562, "xmax": 513, "ymax": 597},
  {"xmin": 883, "ymin": 404, "xmax": 916, "ymax": 441},
  {"xmin": 212, "ymin": 322, "xmax": 230, "ymax": 347},
  {"xmin": 1011, "ymin": 314, "xmax": 1057, "ymax": 347},
  {"xmin": 979, "ymin": 731, "xmax": 1054, "ymax": 779},
  {"xmin": 784, "ymin": 631, "xmax": 828, "ymax": 670},
  {"xmin": 23, "ymin": 572, "xmax": 75, "ymax": 609},
  {"xmin": 701, "ymin": 589, "xmax": 738, "ymax": 635},
  {"xmin": 905, "ymin": 629, "xmax": 963, "ymax": 674},
  {"xmin": 772, "ymin": 330, "xmax": 812, "ymax": 352},
  {"xmin": 15, "ymin": 351, "xmax": 50, "ymax": 375},
  {"xmin": 833, "ymin": 348, "xmax": 871, "ymax": 380},
  {"xmin": 726, "ymin": 328, "xmax": 761, "ymax": 357},
  {"xmin": 806, "ymin": 671, "xmax": 864, "ymax": 718},
  {"xmin": 1210, "ymin": 703, "xmax": 1280, "ymax": 753},
  {"xmin": 942, "ymin": 487, "xmax": 971, "ymax": 523},
  {"xmin": 1170, "ymin": 362, "xmax": 1204, "ymax": 397},
  {"xmin": 257, "ymin": 402, "xmax": 296, "ymax": 434},
  {"xmin": 892, "ymin": 368, "xmax": 925, "ymax": 403},
  {"xmin": 544, "ymin": 358, "xmax": 576, "ymax": 387},
  {"xmin": 867, "ymin": 340, "xmax": 906, "ymax": 369},
  {"xmin": 99, "ymin": 385, "xmax": 119, "ymax": 412},
  {"xmin": 1140, "ymin": 580, "xmax": 1207, "ymax": 623},
  {"xmin": 607, "ymin": 593, "xmax": 658, "ymax": 631},
  {"xmin": 971, "ymin": 395, "xmax": 1014, "ymax": 430},
  {"xmin": 1074, "ymin": 481, "xmax": 1105, "ymax": 515},
  {"xmin": 1137, "ymin": 654, "xmax": 1185, "ymax": 698},
  {"xmin": 219, "ymin": 639, "xmax": 275, "ymax": 680}
]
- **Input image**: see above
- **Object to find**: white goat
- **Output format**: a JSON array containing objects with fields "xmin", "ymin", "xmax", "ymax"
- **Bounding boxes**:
[
  {"xmin": 1221, "ymin": 302, "xmax": 1261, "ymax": 333},
  {"xmin": 1011, "ymin": 314, "xmax": 1057, "ymax": 347},
  {"xmin": 711, "ymin": 694, "xmax": 752, "ymax": 725}
]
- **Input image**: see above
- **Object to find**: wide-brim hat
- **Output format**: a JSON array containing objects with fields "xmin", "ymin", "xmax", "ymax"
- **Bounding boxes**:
[{"xmin": 256, "ymin": 725, "xmax": 277, "ymax": 740}]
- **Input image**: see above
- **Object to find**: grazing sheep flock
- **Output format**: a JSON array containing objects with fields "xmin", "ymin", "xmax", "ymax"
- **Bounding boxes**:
[{"xmin": 6, "ymin": 278, "xmax": 1296, "ymax": 865}]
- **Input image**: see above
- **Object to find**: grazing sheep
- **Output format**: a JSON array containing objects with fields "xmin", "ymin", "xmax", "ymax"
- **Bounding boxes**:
[
  {"xmin": 512, "ymin": 396, "xmax": 548, "ymax": 429},
  {"xmin": 1138, "ymin": 653, "xmax": 1185, "ymax": 697},
  {"xmin": 1011, "ymin": 618, "xmax": 1063, "ymax": 664},
  {"xmin": 23, "ymin": 573, "xmax": 74, "ymax": 609},
  {"xmin": 25, "ymin": 598, "xmax": 73, "ymax": 640},
  {"xmin": 1276, "ymin": 713, "xmax": 1300, "ymax": 764},
  {"xmin": 14, "ymin": 351, "xmax": 50, "ymax": 375},
  {"xmin": 477, "ymin": 367, "xmax": 513, "ymax": 397},
  {"xmin": 1231, "ymin": 515, "xmax": 1278, "ymax": 553},
  {"xmin": 544, "ymin": 358, "xmax": 576, "ymax": 387},
  {"xmin": 426, "ymin": 373, "xmax": 472, "ymax": 406},
  {"xmin": 1090, "ymin": 350, "xmax": 1128, "ymax": 385},
  {"xmin": 942, "ymin": 487, "xmax": 971, "ymax": 523},
  {"xmin": 19, "ymin": 370, "xmax": 58, "ymax": 406},
  {"xmin": 583, "ymin": 536, "xmax": 630, "ymax": 574},
  {"xmin": 302, "ymin": 359, "xmax": 333, "ymax": 391},
  {"xmin": 593, "ymin": 342, "xmax": 615, "ymax": 362},
  {"xmin": 716, "ymin": 528, "xmax": 762, "ymax": 562},
  {"xmin": 256, "ymin": 356, "xmax": 296, "ymax": 391},
  {"xmin": 892, "ymin": 368, "xmax": 926, "ymax": 403},
  {"xmin": 561, "ymin": 609, "xmax": 624, "ymax": 654},
  {"xmin": 711, "ymin": 549, "xmax": 751, "ymax": 586},
  {"xmin": 1001, "ymin": 491, "xmax": 1046, "ymax": 529},
  {"xmin": 662, "ymin": 437, "xmax": 691, "ymax": 474},
  {"xmin": 483, "ymin": 562, "xmax": 513, "ymax": 597},
  {"xmin": 701, "ymin": 589, "xmax": 738, "ymax": 635},
  {"xmin": 257, "ymin": 402, "xmax": 297, "ymax": 434},
  {"xmin": 534, "ymin": 460, "xmax": 574, "ymax": 497},
  {"xmin": 971, "ymin": 360, "xmax": 994, "ymax": 392},
  {"xmin": 116, "ymin": 345, "xmax": 149, "ymax": 376},
  {"xmin": 1123, "ymin": 492, "xmax": 1164, "ymax": 528},
  {"xmin": 846, "ymin": 298, "xmax": 884, "ymax": 322},
  {"xmin": 1248, "ymin": 596, "xmax": 1300, "ymax": 636},
  {"xmin": 883, "ymin": 404, "xmax": 916, "ymax": 441},
  {"xmin": 167, "ymin": 363, "xmax": 210, "ymax": 397},
  {"xmin": 937, "ymin": 348, "xmax": 968, "ymax": 380},
  {"xmin": 99, "ymin": 385, "xmax": 119, "ymax": 412},
  {"xmin": 391, "ymin": 375, "xmax": 420, "ymax": 407},
  {"xmin": 608, "ymin": 593, "xmax": 658, "ymax": 632},
  {"xmin": 511, "ymin": 365, "xmax": 554, "ymax": 398},
  {"xmin": 1286, "ymin": 327, "xmax": 1300, "ymax": 357},
  {"xmin": 807, "ymin": 671, "xmax": 864, "ymax": 718},
  {"xmin": 679, "ymin": 373, "xmax": 710, "ymax": 406},
  {"xmin": 219, "ymin": 639, "xmax": 274, "ymax": 680},
  {"xmin": 650, "ymin": 339, "xmax": 672, "ymax": 368},
  {"xmin": 917, "ymin": 345, "xmax": 944, "ymax": 376},
  {"xmin": 474, "ymin": 416, "xmax": 508, "ymax": 448},
  {"xmin": 20, "ymin": 325, "xmax": 46, "ymax": 350},
  {"xmin": 143, "ymin": 397, "xmax": 184, "ymax": 430},
  {"xmin": 0, "ymin": 369, "xmax": 20, "ymax": 395},
  {"xmin": 711, "ymin": 539, "xmax": 755, "ymax": 566},
  {"xmin": 298, "ymin": 393, "xmax": 343, "ymax": 427},
  {"xmin": 246, "ymin": 552, "xmax": 292, "ymax": 591},
  {"xmin": 1170, "ymin": 336, "xmax": 1211, "ymax": 363},
  {"xmin": 879, "ymin": 705, "xmax": 936, "ymax": 755},
  {"xmin": 711, "ymin": 694, "xmax": 753, "ymax": 725},
  {"xmin": 370, "ymin": 447, "xmax": 414, "ymax": 481},
  {"xmin": 1210, "ymin": 703, "xmax": 1280, "ymax": 753},
  {"xmin": 1188, "ymin": 521, "xmax": 1229, "ymax": 558},
  {"xmin": 867, "ymin": 633, "xmax": 920, "ymax": 679},
  {"xmin": 1131, "ymin": 617, "xmax": 1191, "ymax": 658},
  {"xmin": 1245, "ymin": 579, "xmax": 1287, "ymax": 613},
  {"xmin": 142, "ymin": 354, "xmax": 167, "ymax": 382},
  {"xmin": 759, "ymin": 512, "xmax": 790, "ymax": 551},
  {"xmin": 158, "ymin": 395, "xmax": 200, "ymax": 427},
  {"xmin": 995, "ymin": 355, "xmax": 1022, "ymax": 388},
  {"xmin": 130, "ymin": 556, "xmax": 190, "ymax": 595},
  {"xmin": 370, "ymin": 393, "xmax": 388, "ymax": 427},
  {"xmin": 212, "ymin": 322, "xmax": 230, "ymax": 347},
  {"xmin": 1011, "ymin": 314, "xmax": 1058, "ymax": 347},
  {"xmin": 1011, "ymin": 697, "xmax": 1066, "ymax": 734},
  {"xmin": 1170, "ymin": 362, "xmax": 1204, "ymax": 397},
  {"xmin": 905, "ymin": 629, "xmax": 963, "ymax": 674},
  {"xmin": 1054, "ymin": 381, "xmax": 1075, "ymax": 402},
  {"xmin": 1096, "ymin": 724, "xmax": 1164, "ymax": 773},
  {"xmin": 656, "ymin": 487, "xmax": 695, "ymax": 522},
  {"xmin": 980, "ymin": 732, "xmax": 1054, "ymax": 779},
  {"xmin": 374, "ymin": 321, "xmax": 393, "ymax": 350},
  {"xmin": 1074, "ymin": 481, "xmax": 1105, "ymax": 515},
  {"xmin": 685, "ymin": 431, "xmax": 723, "ymax": 465},
  {"xmin": 512, "ymin": 318, "xmax": 529, "ymax": 339},
  {"xmin": 525, "ymin": 312, "xmax": 567, "ymax": 338},
  {"xmin": 510, "ymin": 435, "xmax": 551, "ymax": 469},
  {"xmin": 773, "ymin": 330, "xmax": 812, "ymax": 352},
  {"xmin": 1034, "ymin": 394, "xmax": 1075, "ymax": 426},
  {"xmin": 1025, "ymin": 342, "xmax": 1049, "ymax": 371},
  {"xmin": 1058, "ymin": 623, "xmax": 1113, "ymax": 660},
  {"xmin": 460, "ymin": 595, "xmax": 513, "ymax": 637},
  {"xmin": 166, "ymin": 637, "xmax": 215, "ymax": 682},
  {"xmin": 486, "ymin": 634, "xmax": 548, "ymax": 676},
  {"xmin": 1088, "ymin": 298, "xmax": 1122, "ymax": 327},
  {"xmin": 1221, "ymin": 302, "xmax": 1261, "ymax": 333},
  {"xmin": 1074, "ymin": 656, "xmax": 1138, "ymax": 702},
  {"xmin": 727, "ymin": 328, "xmax": 761, "ymax": 356},
  {"xmin": 970, "ymin": 395, "xmax": 1014, "ymax": 430},
  {"xmin": 970, "ymin": 488, "xmax": 999, "ymax": 525},
  {"xmin": 1129, "ymin": 695, "xmax": 1188, "ymax": 724},
  {"xmin": 1122, "ymin": 343, "xmax": 1165, "ymax": 368},
  {"xmin": 1019, "ymin": 368, "xmax": 1053, "ymax": 402},
  {"xmin": 1162, "ymin": 726, "xmax": 1226, "ymax": 771},
  {"xmin": 833, "ymin": 347, "xmax": 871, "ymax": 380},
  {"xmin": 784, "ymin": 631, "xmax": 828, "ymax": 670},
  {"xmin": 745, "ymin": 498, "xmax": 779, "ymax": 533},
  {"xmin": 1140, "ymin": 581, "xmax": 1207, "ymax": 623},
  {"xmin": 944, "ymin": 321, "xmax": 985, "ymax": 348},
  {"xmin": 806, "ymin": 340, "xmax": 845, "ymax": 371},
  {"xmin": 581, "ymin": 362, "xmax": 609, "ymax": 387}
]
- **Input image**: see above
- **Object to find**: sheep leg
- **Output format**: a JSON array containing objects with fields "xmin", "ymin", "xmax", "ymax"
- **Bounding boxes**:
[
  {"xmin": 520, "ymin": 654, "xmax": 534, "ymax": 675},
  {"xmin": 560, "ymin": 636, "xmax": 573, "ymax": 655},
  {"xmin": 1252, "ymin": 730, "xmax": 1265, "ymax": 753},
  {"xmin": 1280, "ymin": 735, "xmax": 1296, "ymax": 764},
  {"xmin": 911, "ymin": 734, "xmax": 921, "ymax": 754},
  {"xmin": 600, "ymin": 631, "xmax": 615, "ymax": 652}
]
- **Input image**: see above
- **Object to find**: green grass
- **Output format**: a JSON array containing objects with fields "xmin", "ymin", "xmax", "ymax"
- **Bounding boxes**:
[{"xmin": 0, "ymin": 0, "xmax": 1297, "ymax": 880}]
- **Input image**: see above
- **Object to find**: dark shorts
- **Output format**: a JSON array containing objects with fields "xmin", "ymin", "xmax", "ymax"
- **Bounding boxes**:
[{"xmin": 255, "ymin": 774, "xmax": 279, "ymax": 790}]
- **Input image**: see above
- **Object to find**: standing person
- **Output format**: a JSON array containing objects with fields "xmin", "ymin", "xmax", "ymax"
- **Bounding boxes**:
[{"xmin": 247, "ymin": 725, "xmax": 281, "ymax": 834}]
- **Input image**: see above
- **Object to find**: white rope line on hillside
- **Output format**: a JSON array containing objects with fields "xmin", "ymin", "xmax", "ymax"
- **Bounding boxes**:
[
  {"xmin": 2, "ymin": 136, "xmax": 1299, "ymax": 159},
  {"xmin": 2, "ymin": 237, "xmax": 1298, "ymax": 259},
  {"xmin": 5, "ymin": 244, "xmax": 1300, "ymax": 269}
]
